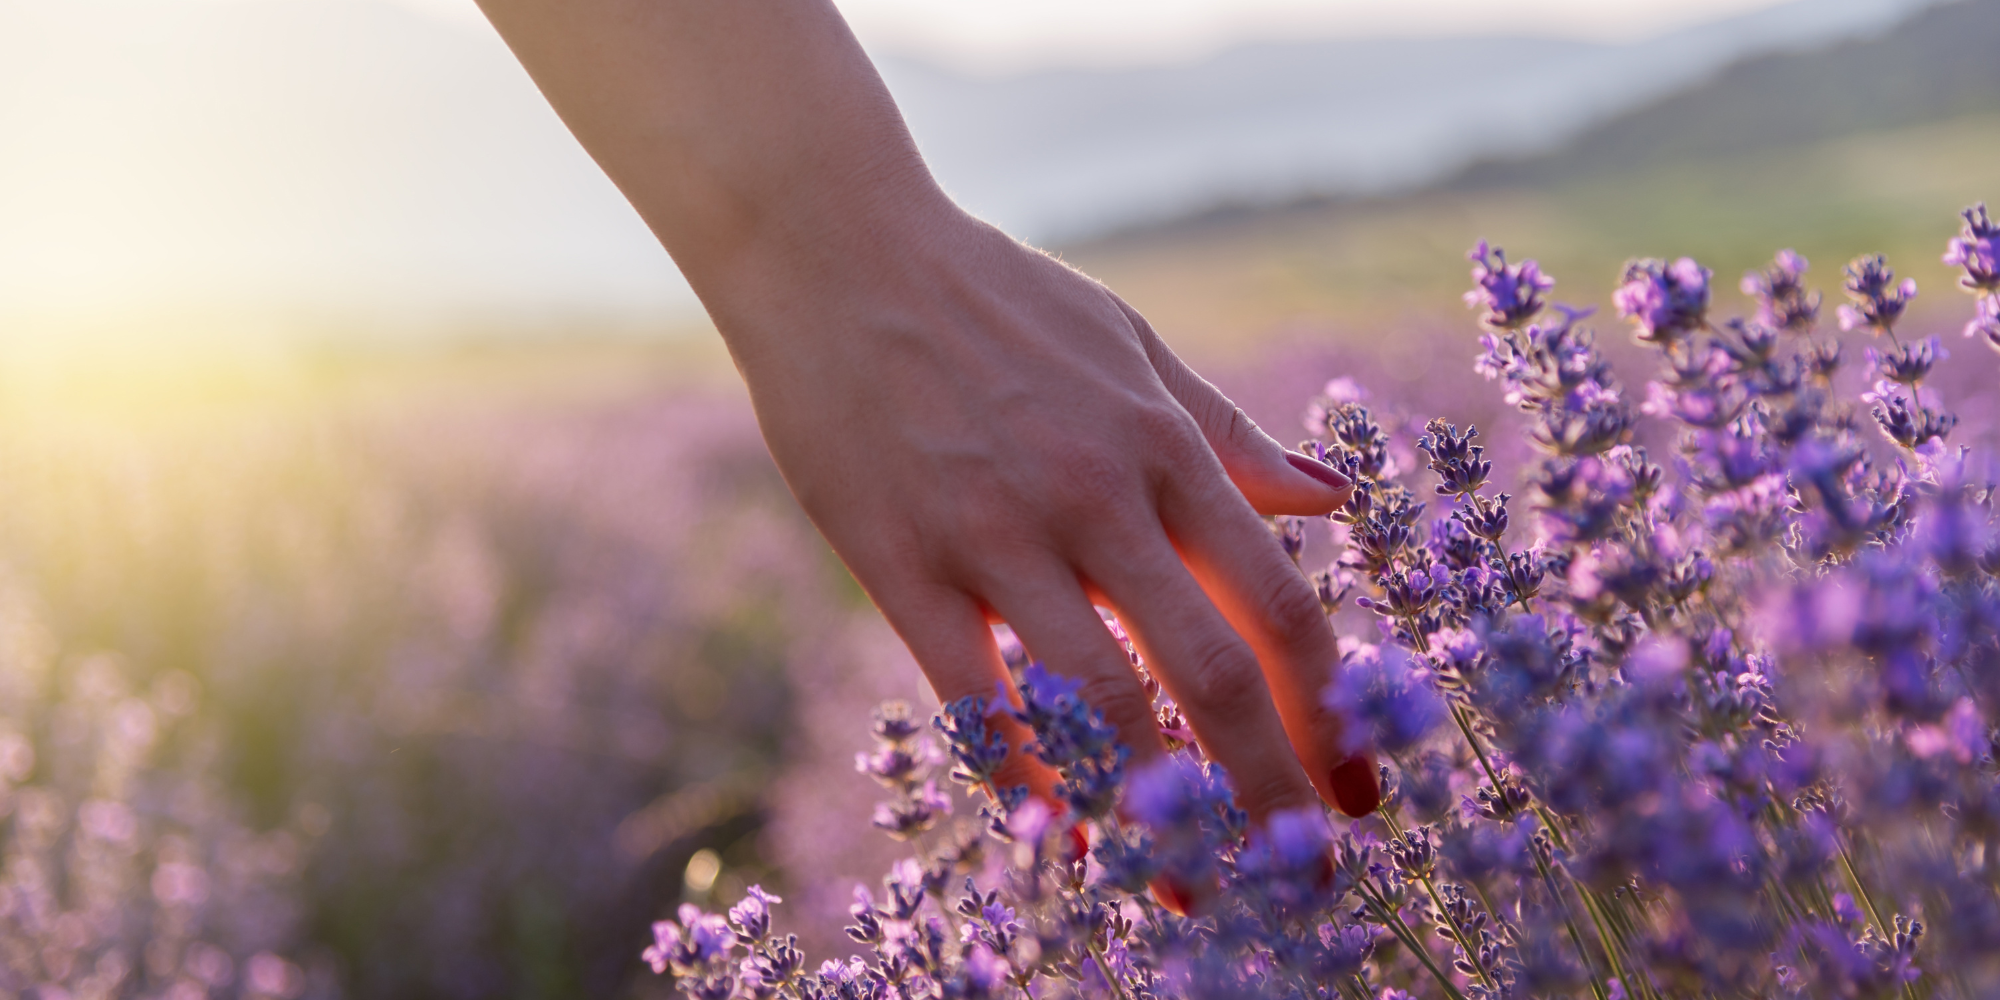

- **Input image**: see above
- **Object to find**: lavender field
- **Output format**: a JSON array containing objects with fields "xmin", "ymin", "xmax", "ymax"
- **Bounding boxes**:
[
  {"xmin": 2, "ymin": 201, "xmax": 1996, "ymax": 998},
  {"xmin": 640, "ymin": 209, "xmax": 2000, "ymax": 1000},
  {"xmin": 0, "ymin": 375, "xmax": 915, "ymax": 996},
  {"xmin": 5, "ymin": 0, "xmax": 1998, "ymax": 994},
  {"xmin": 0, "ymin": 315, "xmax": 1456, "ymax": 998}
]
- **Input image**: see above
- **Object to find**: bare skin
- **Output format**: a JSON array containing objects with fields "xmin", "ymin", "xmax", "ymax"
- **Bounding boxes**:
[{"xmin": 472, "ymin": 0, "xmax": 1380, "ymax": 820}]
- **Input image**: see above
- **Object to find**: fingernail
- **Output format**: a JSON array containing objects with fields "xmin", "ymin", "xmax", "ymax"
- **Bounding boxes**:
[
  {"xmin": 1063, "ymin": 824, "xmax": 1090, "ymax": 864},
  {"xmin": 1151, "ymin": 875, "xmax": 1196, "ymax": 916},
  {"xmin": 1329, "ymin": 754, "xmax": 1381, "ymax": 817},
  {"xmin": 1287, "ymin": 451, "xmax": 1352, "ymax": 491}
]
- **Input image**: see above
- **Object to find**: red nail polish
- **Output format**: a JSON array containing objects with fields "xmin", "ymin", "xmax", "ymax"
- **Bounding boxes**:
[
  {"xmin": 1329, "ymin": 754, "xmax": 1381, "ymax": 817},
  {"xmin": 1063, "ymin": 824, "xmax": 1090, "ymax": 863},
  {"xmin": 1287, "ymin": 451, "xmax": 1352, "ymax": 491},
  {"xmin": 1152, "ymin": 875, "xmax": 1195, "ymax": 916}
]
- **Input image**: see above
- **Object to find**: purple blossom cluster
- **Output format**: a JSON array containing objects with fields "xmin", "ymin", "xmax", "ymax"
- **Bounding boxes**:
[
  {"xmin": 0, "ymin": 642, "xmax": 313, "ymax": 998},
  {"xmin": 1947, "ymin": 205, "xmax": 2000, "ymax": 352},
  {"xmin": 650, "ymin": 204, "xmax": 2000, "ymax": 1000},
  {"xmin": 0, "ymin": 392, "xmax": 863, "ymax": 996}
]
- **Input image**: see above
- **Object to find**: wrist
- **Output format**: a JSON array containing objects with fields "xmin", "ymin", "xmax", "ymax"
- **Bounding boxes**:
[{"xmin": 695, "ymin": 168, "xmax": 991, "ymax": 367}]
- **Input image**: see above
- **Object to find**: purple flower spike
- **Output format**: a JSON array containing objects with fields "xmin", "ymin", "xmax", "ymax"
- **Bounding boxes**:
[
  {"xmin": 1967, "ymin": 294, "xmax": 2000, "ymax": 353},
  {"xmin": 648, "ymin": 204, "xmax": 2000, "ymax": 1000},
  {"xmin": 1837, "ymin": 253, "xmax": 1918, "ymax": 335},
  {"xmin": 963, "ymin": 944, "xmax": 1011, "ymax": 992},
  {"xmin": 642, "ymin": 922, "xmax": 681, "ymax": 975},
  {"xmin": 726, "ymin": 886, "xmax": 781, "ymax": 942},
  {"xmin": 1019, "ymin": 661, "xmax": 1082, "ymax": 708},
  {"xmin": 644, "ymin": 906, "xmax": 736, "ymax": 977},
  {"xmin": 1867, "ymin": 335, "xmax": 1945, "ymax": 386},
  {"xmin": 1324, "ymin": 644, "xmax": 1444, "ymax": 756},
  {"xmin": 1122, "ymin": 755, "xmax": 1226, "ymax": 830},
  {"xmin": 1465, "ymin": 240, "xmax": 1554, "ymax": 330},
  {"xmin": 1740, "ymin": 249, "xmax": 1820, "ymax": 333},
  {"xmin": 1944, "ymin": 202, "xmax": 2000, "ymax": 293},
  {"xmin": 1615, "ymin": 257, "xmax": 1711, "ymax": 343}
]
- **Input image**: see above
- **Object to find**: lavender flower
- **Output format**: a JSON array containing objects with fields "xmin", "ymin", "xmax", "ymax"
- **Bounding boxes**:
[
  {"xmin": 1867, "ymin": 379, "xmax": 1958, "ymax": 450},
  {"xmin": 1967, "ymin": 293, "xmax": 2000, "ymax": 353},
  {"xmin": 645, "ymin": 205, "xmax": 2000, "ymax": 1000},
  {"xmin": 1741, "ymin": 249, "xmax": 1821, "ymax": 333},
  {"xmin": 1944, "ymin": 202, "xmax": 1999, "ymax": 293},
  {"xmin": 1417, "ymin": 419, "xmax": 1491, "ymax": 497},
  {"xmin": 1464, "ymin": 240, "xmax": 1554, "ymax": 330},
  {"xmin": 1868, "ymin": 335, "xmax": 1945, "ymax": 385},
  {"xmin": 1615, "ymin": 256, "xmax": 1711, "ymax": 343},
  {"xmin": 1838, "ymin": 253, "xmax": 1919, "ymax": 334},
  {"xmin": 1324, "ymin": 644, "xmax": 1445, "ymax": 756},
  {"xmin": 934, "ymin": 693, "xmax": 1011, "ymax": 790},
  {"xmin": 729, "ymin": 886, "xmax": 783, "ymax": 943},
  {"xmin": 646, "ymin": 904, "xmax": 738, "ymax": 976}
]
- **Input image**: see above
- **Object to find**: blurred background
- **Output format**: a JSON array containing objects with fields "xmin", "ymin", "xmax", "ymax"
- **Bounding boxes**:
[{"xmin": 0, "ymin": 0, "xmax": 1994, "ymax": 995}]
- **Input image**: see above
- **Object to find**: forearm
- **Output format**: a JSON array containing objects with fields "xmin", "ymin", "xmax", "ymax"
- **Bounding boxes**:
[{"xmin": 472, "ymin": 0, "xmax": 958, "ymax": 328}]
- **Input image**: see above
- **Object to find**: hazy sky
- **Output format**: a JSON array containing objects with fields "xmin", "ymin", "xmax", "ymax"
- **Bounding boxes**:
[
  {"xmin": 385, "ymin": 0, "xmax": 1813, "ymax": 70},
  {"xmin": 10, "ymin": 0, "xmax": 1863, "ymax": 336}
]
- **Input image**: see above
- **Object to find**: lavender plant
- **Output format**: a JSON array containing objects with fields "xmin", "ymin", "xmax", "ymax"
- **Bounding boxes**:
[
  {"xmin": 647, "ymin": 205, "xmax": 2000, "ymax": 999},
  {"xmin": 0, "ymin": 616, "xmax": 315, "ymax": 998},
  {"xmin": 0, "ymin": 392, "xmax": 849, "ymax": 996}
]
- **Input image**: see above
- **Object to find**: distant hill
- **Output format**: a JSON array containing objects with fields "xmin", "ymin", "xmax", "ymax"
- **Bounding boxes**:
[
  {"xmin": 884, "ymin": 0, "xmax": 1948, "ymax": 242},
  {"xmin": 1455, "ymin": 0, "xmax": 2000, "ymax": 188}
]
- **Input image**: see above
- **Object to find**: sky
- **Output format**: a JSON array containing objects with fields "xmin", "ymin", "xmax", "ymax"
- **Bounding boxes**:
[
  {"xmin": 388, "ymin": 0, "xmax": 1818, "ymax": 70},
  {"xmin": 2, "ymin": 0, "xmax": 1902, "ymax": 345}
]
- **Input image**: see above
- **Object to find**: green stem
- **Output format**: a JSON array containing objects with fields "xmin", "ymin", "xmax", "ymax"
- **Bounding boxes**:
[
  {"xmin": 1451, "ymin": 706, "xmax": 1507, "ymax": 800},
  {"xmin": 1407, "ymin": 620, "xmax": 1433, "ymax": 655},
  {"xmin": 1381, "ymin": 810, "xmax": 1500, "ymax": 993},
  {"xmin": 1450, "ymin": 704, "xmax": 1627, "ymax": 998},
  {"xmin": 1525, "ymin": 838, "xmax": 1610, "ymax": 1000},
  {"xmin": 1351, "ymin": 876, "xmax": 1470, "ymax": 1000},
  {"xmin": 1572, "ymin": 877, "xmax": 1647, "ymax": 1000},
  {"xmin": 1837, "ymin": 839, "xmax": 1919, "ymax": 1000},
  {"xmin": 1838, "ymin": 840, "xmax": 1890, "ymax": 939},
  {"xmin": 1084, "ymin": 934, "xmax": 1133, "ymax": 1000}
]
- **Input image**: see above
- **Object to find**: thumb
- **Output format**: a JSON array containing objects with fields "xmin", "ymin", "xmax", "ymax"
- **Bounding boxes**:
[{"xmin": 1113, "ymin": 296, "xmax": 1352, "ymax": 516}]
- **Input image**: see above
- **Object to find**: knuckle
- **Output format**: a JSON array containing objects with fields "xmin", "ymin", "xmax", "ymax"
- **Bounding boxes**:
[
  {"xmin": 1223, "ymin": 405, "xmax": 1257, "ymax": 447},
  {"xmin": 1258, "ymin": 573, "xmax": 1330, "ymax": 648},
  {"xmin": 1232, "ymin": 764, "xmax": 1316, "ymax": 819},
  {"xmin": 1047, "ymin": 446, "xmax": 1134, "ymax": 516},
  {"xmin": 1131, "ymin": 400, "xmax": 1203, "ymax": 454},
  {"xmin": 1180, "ymin": 633, "xmax": 1266, "ymax": 721},
  {"xmin": 1073, "ymin": 670, "xmax": 1157, "ymax": 738}
]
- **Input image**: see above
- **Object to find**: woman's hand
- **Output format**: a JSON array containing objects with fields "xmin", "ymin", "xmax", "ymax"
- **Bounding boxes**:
[
  {"xmin": 473, "ymin": 0, "xmax": 1380, "ymax": 819},
  {"xmin": 720, "ymin": 197, "xmax": 1380, "ymax": 819}
]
